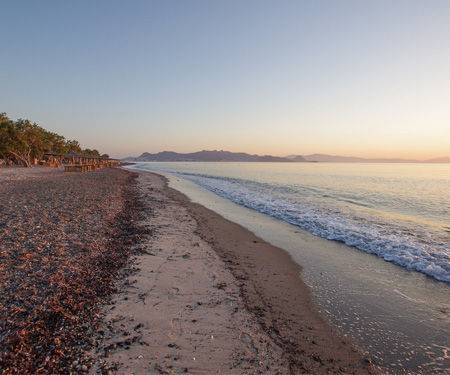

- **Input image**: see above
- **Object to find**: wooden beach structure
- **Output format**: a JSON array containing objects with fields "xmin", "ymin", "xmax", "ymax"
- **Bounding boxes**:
[
  {"xmin": 63, "ymin": 152, "xmax": 122, "ymax": 172},
  {"xmin": 39, "ymin": 151, "xmax": 60, "ymax": 167}
]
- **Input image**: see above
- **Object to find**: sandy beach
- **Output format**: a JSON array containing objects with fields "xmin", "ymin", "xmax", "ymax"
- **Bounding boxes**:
[
  {"xmin": 0, "ymin": 166, "xmax": 378, "ymax": 374},
  {"xmin": 91, "ymin": 169, "xmax": 378, "ymax": 374}
]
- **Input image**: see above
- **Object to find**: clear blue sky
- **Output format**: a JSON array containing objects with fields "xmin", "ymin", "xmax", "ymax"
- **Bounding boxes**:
[{"xmin": 2, "ymin": 1, "xmax": 449, "ymax": 159}]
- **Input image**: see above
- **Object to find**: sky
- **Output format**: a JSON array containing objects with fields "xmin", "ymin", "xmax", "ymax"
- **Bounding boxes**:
[{"xmin": 1, "ymin": 1, "xmax": 450, "ymax": 160}]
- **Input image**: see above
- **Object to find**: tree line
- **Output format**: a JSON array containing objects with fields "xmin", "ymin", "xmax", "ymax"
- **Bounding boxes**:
[{"xmin": 0, "ymin": 113, "xmax": 109, "ymax": 167}]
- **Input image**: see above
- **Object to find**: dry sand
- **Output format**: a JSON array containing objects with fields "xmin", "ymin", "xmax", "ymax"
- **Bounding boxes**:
[{"xmin": 91, "ymin": 170, "xmax": 379, "ymax": 374}]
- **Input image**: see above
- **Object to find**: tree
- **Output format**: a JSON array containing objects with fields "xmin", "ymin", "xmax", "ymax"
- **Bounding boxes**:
[
  {"xmin": 0, "ymin": 112, "xmax": 109, "ymax": 166},
  {"xmin": 46, "ymin": 132, "xmax": 67, "ymax": 156},
  {"xmin": 8, "ymin": 119, "xmax": 48, "ymax": 167},
  {"xmin": 82, "ymin": 149, "xmax": 100, "ymax": 157},
  {"xmin": 0, "ymin": 113, "xmax": 15, "ymax": 164},
  {"xmin": 66, "ymin": 139, "xmax": 82, "ymax": 154}
]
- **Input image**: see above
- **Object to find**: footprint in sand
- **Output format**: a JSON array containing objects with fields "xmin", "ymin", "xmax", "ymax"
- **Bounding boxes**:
[
  {"xmin": 239, "ymin": 332, "xmax": 258, "ymax": 356},
  {"xmin": 168, "ymin": 287, "xmax": 179, "ymax": 300},
  {"xmin": 169, "ymin": 318, "xmax": 183, "ymax": 338},
  {"xmin": 224, "ymin": 297, "xmax": 238, "ymax": 312}
]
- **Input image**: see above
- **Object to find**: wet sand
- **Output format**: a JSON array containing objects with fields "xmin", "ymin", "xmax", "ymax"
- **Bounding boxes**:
[{"xmin": 91, "ymin": 169, "xmax": 378, "ymax": 374}]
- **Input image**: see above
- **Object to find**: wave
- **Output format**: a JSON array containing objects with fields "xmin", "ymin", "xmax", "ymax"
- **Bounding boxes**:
[{"xmin": 171, "ymin": 171, "xmax": 450, "ymax": 284}]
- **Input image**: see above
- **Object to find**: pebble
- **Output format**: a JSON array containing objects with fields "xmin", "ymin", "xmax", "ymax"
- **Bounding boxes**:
[{"xmin": 0, "ymin": 167, "xmax": 145, "ymax": 374}]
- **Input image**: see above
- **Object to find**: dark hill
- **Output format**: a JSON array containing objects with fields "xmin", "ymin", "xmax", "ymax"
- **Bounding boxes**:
[{"xmin": 124, "ymin": 150, "xmax": 294, "ymax": 162}]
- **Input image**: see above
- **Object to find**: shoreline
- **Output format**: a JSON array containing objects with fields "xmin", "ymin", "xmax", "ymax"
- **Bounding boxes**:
[
  {"xmin": 0, "ymin": 165, "xmax": 377, "ymax": 374},
  {"xmin": 152, "ymin": 164, "xmax": 450, "ymax": 374},
  {"xmin": 91, "ymin": 169, "xmax": 378, "ymax": 374}
]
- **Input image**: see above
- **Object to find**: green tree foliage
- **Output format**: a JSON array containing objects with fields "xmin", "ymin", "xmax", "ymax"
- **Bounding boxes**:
[
  {"xmin": 11, "ymin": 119, "xmax": 48, "ymax": 166},
  {"xmin": 0, "ymin": 112, "xmax": 107, "ymax": 167},
  {"xmin": 66, "ymin": 139, "xmax": 82, "ymax": 154},
  {"xmin": 81, "ymin": 148, "xmax": 100, "ymax": 157},
  {"xmin": 0, "ymin": 113, "xmax": 15, "ymax": 164}
]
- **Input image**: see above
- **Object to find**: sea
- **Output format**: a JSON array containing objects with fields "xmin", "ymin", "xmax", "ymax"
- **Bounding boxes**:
[{"xmin": 128, "ymin": 162, "xmax": 450, "ymax": 374}]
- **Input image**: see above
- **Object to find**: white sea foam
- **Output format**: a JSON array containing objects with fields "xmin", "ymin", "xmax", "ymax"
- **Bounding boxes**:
[{"xmin": 172, "ymin": 172, "xmax": 450, "ymax": 284}]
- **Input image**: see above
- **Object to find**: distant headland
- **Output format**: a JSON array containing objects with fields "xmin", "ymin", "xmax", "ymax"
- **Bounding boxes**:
[
  {"xmin": 123, "ymin": 150, "xmax": 450, "ymax": 163},
  {"xmin": 123, "ymin": 150, "xmax": 304, "ymax": 163}
]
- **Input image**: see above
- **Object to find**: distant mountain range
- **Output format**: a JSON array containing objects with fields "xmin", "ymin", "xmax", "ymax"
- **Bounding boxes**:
[
  {"xmin": 287, "ymin": 154, "xmax": 450, "ymax": 163},
  {"xmin": 123, "ymin": 150, "xmax": 450, "ymax": 163},
  {"xmin": 123, "ymin": 150, "xmax": 304, "ymax": 162}
]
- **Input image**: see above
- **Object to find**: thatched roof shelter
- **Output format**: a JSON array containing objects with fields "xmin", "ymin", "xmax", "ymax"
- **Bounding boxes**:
[
  {"xmin": 44, "ymin": 151, "xmax": 58, "ymax": 162},
  {"xmin": 64, "ymin": 152, "xmax": 118, "ymax": 165}
]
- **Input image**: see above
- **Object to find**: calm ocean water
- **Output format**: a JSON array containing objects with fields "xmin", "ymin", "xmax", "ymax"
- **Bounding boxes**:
[{"xmin": 133, "ymin": 162, "xmax": 450, "ymax": 284}]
